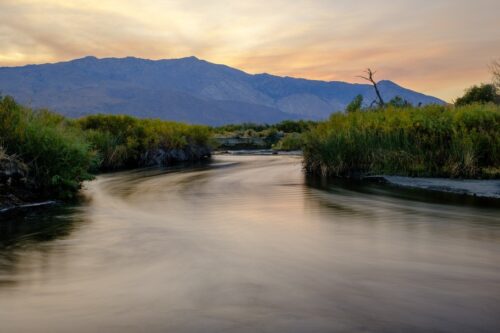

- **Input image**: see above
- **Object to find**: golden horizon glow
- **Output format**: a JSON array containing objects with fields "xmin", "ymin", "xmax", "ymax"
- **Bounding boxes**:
[{"xmin": 1, "ymin": 0, "xmax": 499, "ymax": 101}]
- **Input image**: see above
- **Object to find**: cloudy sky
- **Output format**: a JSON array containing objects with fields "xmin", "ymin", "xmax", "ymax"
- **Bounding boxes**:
[{"xmin": 1, "ymin": 0, "xmax": 499, "ymax": 101}]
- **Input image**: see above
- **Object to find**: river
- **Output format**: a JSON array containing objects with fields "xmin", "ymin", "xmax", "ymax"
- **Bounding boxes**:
[{"xmin": 1, "ymin": 155, "xmax": 499, "ymax": 332}]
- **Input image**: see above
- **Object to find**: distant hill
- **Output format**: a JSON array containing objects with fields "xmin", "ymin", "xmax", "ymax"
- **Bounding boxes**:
[{"xmin": 0, "ymin": 56, "xmax": 444, "ymax": 125}]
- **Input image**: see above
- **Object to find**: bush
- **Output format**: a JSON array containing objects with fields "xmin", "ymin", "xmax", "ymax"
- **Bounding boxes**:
[
  {"xmin": 77, "ymin": 114, "xmax": 211, "ymax": 170},
  {"xmin": 455, "ymin": 84, "xmax": 499, "ymax": 106},
  {"xmin": 303, "ymin": 104, "xmax": 500, "ymax": 178},
  {"xmin": 0, "ymin": 98, "xmax": 213, "ymax": 199},
  {"xmin": 0, "ymin": 96, "xmax": 95, "ymax": 198},
  {"xmin": 346, "ymin": 95, "xmax": 363, "ymax": 113},
  {"xmin": 272, "ymin": 133, "xmax": 304, "ymax": 151}
]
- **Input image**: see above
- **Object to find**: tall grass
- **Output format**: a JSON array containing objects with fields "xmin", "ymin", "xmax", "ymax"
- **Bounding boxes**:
[
  {"xmin": 0, "ymin": 97, "xmax": 213, "ymax": 199},
  {"xmin": 303, "ymin": 104, "xmax": 500, "ymax": 178},
  {"xmin": 77, "ymin": 114, "xmax": 212, "ymax": 170},
  {"xmin": 0, "ymin": 96, "xmax": 95, "ymax": 198}
]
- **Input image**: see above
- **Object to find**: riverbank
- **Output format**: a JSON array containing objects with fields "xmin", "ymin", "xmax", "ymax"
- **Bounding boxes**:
[
  {"xmin": 366, "ymin": 175, "xmax": 500, "ymax": 198},
  {"xmin": 0, "ymin": 96, "xmax": 212, "ymax": 209}
]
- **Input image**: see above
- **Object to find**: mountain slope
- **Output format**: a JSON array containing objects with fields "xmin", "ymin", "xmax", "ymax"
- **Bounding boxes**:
[{"xmin": 0, "ymin": 56, "xmax": 444, "ymax": 125}]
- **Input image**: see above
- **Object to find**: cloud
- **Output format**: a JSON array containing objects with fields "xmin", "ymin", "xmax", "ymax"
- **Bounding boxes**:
[{"xmin": 1, "ymin": 0, "xmax": 499, "ymax": 101}]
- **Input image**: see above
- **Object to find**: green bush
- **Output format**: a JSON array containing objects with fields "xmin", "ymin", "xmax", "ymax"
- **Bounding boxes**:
[
  {"xmin": 303, "ymin": 104, "xmax": 500, "ymax": 178},
  {"xmin": 455, "ymin": 84, "xmax": 499, "ymax": 106},
  {"xmin": 0, "ymin": 98, "xmax": 213, "ymax": 199},
  {"xmin": 0, "ymin": 96, "xmax": 95, "ymax": 198},
  {"xmin": 272, "ymin": 133, "xmax": 304, "ymax": 151},
  {"xmin": 346, "ymin": 95, "xmax": 363, "ymax": 113},
  {"xmin": 77, "ymin": 114, "xmax": 211, "ymax": 170}
]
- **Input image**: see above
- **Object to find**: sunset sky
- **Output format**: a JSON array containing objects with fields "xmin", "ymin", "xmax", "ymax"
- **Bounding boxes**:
[{"xmin": 1, "ymin": 0, "xmax": 499, "ymax": 101}]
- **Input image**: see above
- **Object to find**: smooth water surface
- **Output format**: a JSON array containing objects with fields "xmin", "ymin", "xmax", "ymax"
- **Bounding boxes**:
[{"xmin": 1, "ymin": 155, "xmax": 500, "ymax": 332}]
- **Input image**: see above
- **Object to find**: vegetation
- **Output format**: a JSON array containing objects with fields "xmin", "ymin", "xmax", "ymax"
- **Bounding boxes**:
[
  {"xmin": 303, "ymin": 104, "xmax": 500, "ymax": 179},
  {"xmin": 455, "ymin": 84, "xmax": 499, "ymax": 106},
  {"xmin": 346, "ymin": 95, "xmax": 364, "ymax": 113},
  {"xmin": 0, "ymin": 97, "xmax": 212, "ymax": 200},
  {"xmin": 0, "ymin": 96, "xmax": 95, "ymax": 198},
  {"xmin": 213, "ymin": 120, "xmax": 316, "ymax": 150},
  {"xmin": 77, "ymin": 114, "xmax": 211, "ymax": 170},
  {"xmin": 272, "ymin": 133, "xmax": 304, "ymax": 151},
  {"xmin": 491, "ymin": 59, "xmax": 500, "ymax": 91}
]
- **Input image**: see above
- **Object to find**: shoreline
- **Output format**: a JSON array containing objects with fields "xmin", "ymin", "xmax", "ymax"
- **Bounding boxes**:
[{"xmin": 365, "ymin": 175, "xmax": 500, "ymax": 199}]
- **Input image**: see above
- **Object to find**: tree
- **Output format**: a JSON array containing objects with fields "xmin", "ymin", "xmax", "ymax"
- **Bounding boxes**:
[
  {"xmin": 346, "ymin": 95, "xmax": 363, "ymax": 113},
  {"xmin": 358, "ymin": 68, "xmax": 385, "ymax": 107},
  {"xmin": 455, "ymin": 84, "xmax": 499, "ymax": 106},
  {"xmin": 491, "ymin": 59, "xmax": 500, "ymax": 91},
  {"xmin": 388, "ymin": 96, "xmax": 411, "ymax": 108}
]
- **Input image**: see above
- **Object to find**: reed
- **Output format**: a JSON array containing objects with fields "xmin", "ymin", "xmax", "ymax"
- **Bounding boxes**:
[{"xmin": 303, "ymin": 104, "xmax": 500, "ymax": 178}]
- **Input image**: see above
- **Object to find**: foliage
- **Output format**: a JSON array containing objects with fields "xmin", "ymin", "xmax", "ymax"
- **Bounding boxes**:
[
  {"xmin": 274, "ymin": 120, "xmax": 317, "ymax": 133},
  {"xmin": 455, "ymin": 84, "xmax": 499, "ymax": 106},
  {"xmin": 0, "ymin": 97, "xmax": 213, "ymax": 199},
  {"xmin": 346, "ymin": 95, "xmax": 363, "ymax": 113},
  {"xmin": 272, "ymin": 133, "xmax": 304, "ymax": 151},
  {"xmin": 77, "ymin": 114, "xmax": 212, "ymax": 170},
  {"xmin": 213, "ymin": 120, "xmax": 317, "ymax": 150},
  {"xmin": 303, "ymin": 104, "xmax": 500, "ymax": 179},
  {"xmin": 214, "ymin": 120, "xmax": 316, "ymax": 135},
  {"xmin": 388, "ymin": 96, "xmax": 412, "ymax": 108},
  {"xmin": 0, "ymin": 96, "xmax": 95, "ymax": 198}
]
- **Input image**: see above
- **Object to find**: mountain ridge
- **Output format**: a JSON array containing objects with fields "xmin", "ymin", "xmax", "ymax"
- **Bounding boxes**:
[{"xmin": 0, "ymin": 56, "xmax": 445, "ymax": 125}]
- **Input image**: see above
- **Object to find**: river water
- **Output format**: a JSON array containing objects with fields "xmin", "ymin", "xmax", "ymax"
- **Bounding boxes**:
[{"xmin": 1, "ymin": 155, "xmax": 499, "ymax": 332}]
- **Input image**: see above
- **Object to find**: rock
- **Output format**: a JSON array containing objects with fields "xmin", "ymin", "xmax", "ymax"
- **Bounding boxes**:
[
  {"xmin": 0, "ymin": 152, "xmax": 28, "ymax": 186},
  {"xmin": 139, "ymin": 145, "xmax": 211, "ymax": 167}
]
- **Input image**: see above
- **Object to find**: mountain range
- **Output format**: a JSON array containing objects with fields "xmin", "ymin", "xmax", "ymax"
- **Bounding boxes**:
[{"xmin": 0, "ymin": 56, "xmax": 444, "ymax": 125}]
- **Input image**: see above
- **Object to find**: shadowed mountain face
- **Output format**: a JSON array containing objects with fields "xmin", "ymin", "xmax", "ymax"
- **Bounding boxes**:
[{"xmin": 0, "ymin": 56, "xmax": 444, "ymax": 125}]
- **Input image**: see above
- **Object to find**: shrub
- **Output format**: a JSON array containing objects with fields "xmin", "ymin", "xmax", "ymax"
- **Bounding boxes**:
[
  {"xmin": 272, "ymin": 133, "xmax": 304, "ymax": 151},
  {"xmin": 0, "ymin": 96, "xmax": 95, "ymax": 198},
  {"xmin": 346, "ymin": 95, "xmax": 363, "ymax": 113},
  {"xmin": 77, "ymin": 114, "xmax": 211, "ymax": 170},
  {"xmin": 455, "ymin": 84, "xmax": 499, "ymax": 106}
]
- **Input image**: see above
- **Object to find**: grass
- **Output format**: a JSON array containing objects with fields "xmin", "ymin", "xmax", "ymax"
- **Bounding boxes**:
[
  {"xmin": 303, "ymin": 104, "xmax": 500, "ymax": 179},
  {"xmin": 77, "ymin": 114, "xmax": 211, "ymax": 170},
  {"xmin": 0, "ymin": 96, "xmax": 95, "ymax": 198}
]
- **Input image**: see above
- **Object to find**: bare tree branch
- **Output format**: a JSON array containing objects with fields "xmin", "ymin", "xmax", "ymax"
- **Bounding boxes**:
[
  {"xmin": 491, "ymin": 59, "xmax": 500, "ymax": 90},
  {"xmin": 358, "ymin": 68, "xmax": 385, "ymax": 107}
]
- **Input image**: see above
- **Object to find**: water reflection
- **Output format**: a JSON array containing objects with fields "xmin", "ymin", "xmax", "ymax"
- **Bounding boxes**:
[{"xmin": 1, "ymin": 155, "xmax": 499, "ymax": 332}]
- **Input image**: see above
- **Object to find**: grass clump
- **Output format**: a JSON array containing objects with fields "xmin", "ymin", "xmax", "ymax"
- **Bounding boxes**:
[{"xmin": 303, "ymin": 104, "xmax": 500, "ymax": 179}]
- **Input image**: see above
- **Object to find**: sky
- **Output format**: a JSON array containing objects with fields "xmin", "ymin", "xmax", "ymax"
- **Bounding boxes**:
[{"xmin": 1, "ymin": 0, "xmax": 499, "ymax": 101}]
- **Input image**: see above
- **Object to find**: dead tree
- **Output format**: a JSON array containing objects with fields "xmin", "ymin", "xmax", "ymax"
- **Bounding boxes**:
[
  {"xmin": 491, "ymin": 59, "xmax": 500, "ymax": 90},
  {"xmin": 358, "ymin": 68, "xmax": 385, "ymax": 108}
]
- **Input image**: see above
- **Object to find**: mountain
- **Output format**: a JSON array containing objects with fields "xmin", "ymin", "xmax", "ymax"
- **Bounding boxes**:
[{"xmin": 0, "ymin": 56, "xmax": 444, "ymax": 125}]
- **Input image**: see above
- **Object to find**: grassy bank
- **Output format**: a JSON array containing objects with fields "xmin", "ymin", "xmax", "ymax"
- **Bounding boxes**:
[
  {"xmin": 303, "ymin": 104, "xmax": 500, "ymax": 179},
  {"xmin": 0, "ymin": 97, "xmax": 211, "ymax": 201},
  {"xmin": 77, "ymin": 114, "xmax": 211, "ymax": 170}
]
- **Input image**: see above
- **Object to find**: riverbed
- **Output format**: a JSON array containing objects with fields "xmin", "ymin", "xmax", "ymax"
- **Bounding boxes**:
[{"xmin": 1, "ymin": 155, "xmax": 499, "ymax": 332}]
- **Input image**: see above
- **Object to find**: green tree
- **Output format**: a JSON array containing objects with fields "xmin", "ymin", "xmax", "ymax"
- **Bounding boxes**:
[
  {"xmin": 455, "ymin": 84, "xmax": 499, "ymax": 106},
  {"xmin": 388, "ymin": 96, "xmax": 411, "ymax": 108},
  {"xmin": 346, "ymin": 95, "xmax": 363, "ymax": 113}
]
